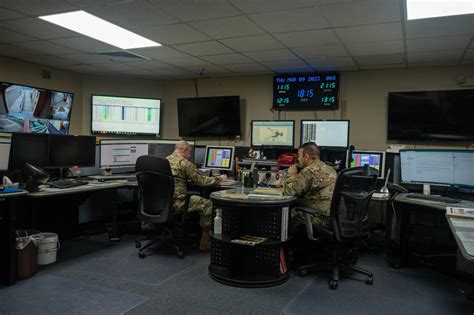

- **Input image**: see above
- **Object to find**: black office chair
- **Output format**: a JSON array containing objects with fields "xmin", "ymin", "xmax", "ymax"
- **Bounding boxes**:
[
  {"xmin": 295, "ymin": 167, "xmax": 377, "ymax": 290},
  {"xmin": 134, "ymin": 155, "xmax": 199, "ymax": 259}
]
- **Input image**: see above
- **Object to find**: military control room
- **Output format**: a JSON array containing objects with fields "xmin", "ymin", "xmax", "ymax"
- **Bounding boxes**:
[{"xmin": 0, "ymin": 0, "xmax": 473, "ymax": 314}]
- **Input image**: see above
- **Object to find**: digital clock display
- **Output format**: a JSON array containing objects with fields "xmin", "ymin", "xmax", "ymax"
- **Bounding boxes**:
[{"xmin": 273, "ymin": 73, "xmax": 340, "ymax": 110}]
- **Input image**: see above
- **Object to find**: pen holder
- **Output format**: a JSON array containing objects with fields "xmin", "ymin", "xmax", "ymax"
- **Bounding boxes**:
[{"xmin": 244, "ymin": 176, "xmax": 253, "ymax": 188}]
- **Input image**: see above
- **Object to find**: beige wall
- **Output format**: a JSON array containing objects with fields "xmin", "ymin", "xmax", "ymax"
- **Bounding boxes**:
[{"xmin": 2, "ymin": 55, "xmax": 473, "ymax": 151}]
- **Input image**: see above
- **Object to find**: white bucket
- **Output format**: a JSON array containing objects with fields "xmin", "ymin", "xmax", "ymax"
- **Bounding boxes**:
[{"xmin": 37, "ymin": 233, "xmax": 60, "ymax": 265}]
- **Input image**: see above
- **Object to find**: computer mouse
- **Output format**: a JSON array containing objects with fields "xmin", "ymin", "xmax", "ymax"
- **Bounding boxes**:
[{"xmin": 99, "ymin": 179, "xmax": 106, "ymax": 183}]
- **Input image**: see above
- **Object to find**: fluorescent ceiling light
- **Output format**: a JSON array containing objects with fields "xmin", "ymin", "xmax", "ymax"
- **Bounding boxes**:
[
  {"xmin": 406, "ymin": 0, "xmax": 474, "ymax": 20},
  {"xmin": 39, "ymin": 10, "xmax": 160, "ymax": 49}
]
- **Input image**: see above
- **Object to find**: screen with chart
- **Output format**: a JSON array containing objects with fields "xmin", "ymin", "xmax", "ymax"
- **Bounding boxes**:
[
  {"xmin": 0, "ymin": 81, "xmax": 73, "ymax": 134},
  {"xmin": 301, "ymin": 120, "xmax": 349, "ymax": 149},
  {"xmin": 100, "ymin": 141, "xmax": 149, "ymax": 168},
  {"xmin": 92, "ymin": 95, "xmax": 161, "ymax": 136},
  {"xmin": 350, "ymin": 150, "xmax": 385, "ymax": 179},
  {"xmin": 251, "ymin": 120, "xmax": 295, "ymax": 147},
  {"xmin": 400, "ymin": 150, "xmax": 474, "ymax": 187},
  {"xmin": 204, "ymin": 146, "xmax": 234, "ymax": 171},
  {"xmin": 273, "ymin": 73, "xmax": 339, "ymax": 110}
]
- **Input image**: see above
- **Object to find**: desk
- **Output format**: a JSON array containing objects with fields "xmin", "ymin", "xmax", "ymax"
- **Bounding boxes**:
[
  {"xmin": 0, "ymin": 190, "xmax": 29, "ymax": 286},
  {"xmin": 391, "ymin": 193, "xmax": 474, "ymax": 268},
  {"xmin": 208, "ymin": 187, "xmax": 297, "ymax": 287}
]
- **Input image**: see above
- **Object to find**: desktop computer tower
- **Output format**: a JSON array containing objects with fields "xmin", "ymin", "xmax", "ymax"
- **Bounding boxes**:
[{"xmin": 385, "ymin": 152, "xmax": 400, "ymax": 184}]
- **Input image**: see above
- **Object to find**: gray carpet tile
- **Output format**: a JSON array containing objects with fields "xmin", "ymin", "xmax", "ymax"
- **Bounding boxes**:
[{"xmin": 0, "ymin": 274, "xmax": 148, "ymax": 315}]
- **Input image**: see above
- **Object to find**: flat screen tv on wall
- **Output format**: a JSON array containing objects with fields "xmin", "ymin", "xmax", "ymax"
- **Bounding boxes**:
[
  {"xmin": 387, "ymin": 89, "xmax": 474, "ymax": 141},
  {"xmin": 0, "ymin": 81, "xmax": 74, "ymax": 134}
]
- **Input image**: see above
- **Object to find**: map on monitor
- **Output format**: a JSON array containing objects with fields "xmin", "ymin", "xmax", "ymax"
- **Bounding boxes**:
[{"xmin": 251, "ymin": 120, "xmax": 295, "ymax": 147}]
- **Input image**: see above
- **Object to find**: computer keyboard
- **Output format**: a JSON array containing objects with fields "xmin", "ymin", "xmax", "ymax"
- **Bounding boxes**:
[
  {"xmin": 220, "ymin": 179, "xmax": 240, "ymax": 186},
  {"xmin": 49, "ymin": 179, "xmax": 88, "ymax": 189},
  {"xmin": 405, "ymin": 193, "xmax": 460, "ymax": 204}
]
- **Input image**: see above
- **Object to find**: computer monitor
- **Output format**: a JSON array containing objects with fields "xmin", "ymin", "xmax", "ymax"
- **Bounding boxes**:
[
  {"xmin": 400, "ymin": 150, "xmax": 474, "ymax": 188},
  {"xmin": 9, "ymin": 133, "xmax": 49, "ymax": 170},
  {"xmin": 204, "ymin": 146, "xmax": 235, "ymax": 171},
  {"xmin": 49, "ymin": 135, "xmax": 96, "ymax": 167},
  {"xmin": 0, "ymin": 141, "xmax": 10, "ymax": 170},
  {"xmin": 349, "ymin": 150, "xmax": 385, "ymax": 179},
  {"xmin": 300, "ymin": 120, "xmax": 349, "ymax": 149},
  {"xmin": 194, "ymin": 146, "xmax": 207, "ymax": 166},
  {"xmin": 251, "ymin": 120, "xmax": 295, "ymax": 147},
  {"xmin": 100, "ymin": 140, "xmax": 149, "ymax": 169}
]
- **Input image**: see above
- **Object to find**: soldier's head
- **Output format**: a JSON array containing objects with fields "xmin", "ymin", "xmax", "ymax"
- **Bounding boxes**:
[
  {"xmin": 175, "ymin": 140, "xmax": 192, "ymax": 160},
  {"xmin": 298, "ymin": 142, "xmax": 320, "ymax": 167}
]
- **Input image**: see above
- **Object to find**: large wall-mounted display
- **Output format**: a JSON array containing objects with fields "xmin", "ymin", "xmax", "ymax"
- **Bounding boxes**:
[
  {"xmin": 388, "ymin": 89, "xmax": 474, "ymax": 141},
  {"xmin": 273, "ymin": 73, "xmax": 339, "ymax": 110},
  {"xmin": 0, "ymin": 81, "xmax": 74, "ymax": 134},
  {"xmin": 91, "ymin": 95, "xmax": 161, "ymax": 136},
  {"xmin": 177, "ymin": 96, "xmax": 241, "ymax": 138}
]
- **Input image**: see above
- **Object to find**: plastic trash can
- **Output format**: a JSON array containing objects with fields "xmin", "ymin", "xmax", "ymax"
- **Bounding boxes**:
[
  {"xmin": 37, "ymin": 232, "xmax": 60, "ymax": 265},
  {"xmin": 16, "ymin": 230, "xmax": 42, "ymax": 280}
]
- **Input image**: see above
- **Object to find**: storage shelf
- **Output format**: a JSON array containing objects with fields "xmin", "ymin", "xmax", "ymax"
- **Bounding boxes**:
[{"xmin": 210, "ymin": 232, "xmax": 284, "ymax": 246}]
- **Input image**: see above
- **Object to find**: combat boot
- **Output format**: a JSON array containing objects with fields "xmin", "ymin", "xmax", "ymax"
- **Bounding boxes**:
[{"xmin": 199, "ymin": 228, "xmax": 211, "ymax": 251}]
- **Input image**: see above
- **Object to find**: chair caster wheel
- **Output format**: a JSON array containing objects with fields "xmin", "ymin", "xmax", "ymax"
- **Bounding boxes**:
[
  {"xmin": 365, "ymin": 276, "xmax": 373, "ymax": 285},
  {"xmin": 329, "ymin": 280, "xmax": 338, "ymax": 290},
  {"xmin": 177, "ymin": 251, "xmax": 185, "ymax": 259},
  {"xmin": 138, "ymin": 251, "xmax": 146, "ymax": 259},
  {"xmin": 135, "ymin": 242, "xmax": 141, "ymax": 249},
  {"xmin": 297, "ymin": 269, "xmax": 308, "ymax": 277}
]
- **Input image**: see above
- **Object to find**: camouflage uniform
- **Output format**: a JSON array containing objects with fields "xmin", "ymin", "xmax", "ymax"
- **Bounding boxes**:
[
  {"xmin": 167, "ymin": 152, "xmax": 218, "ymax": 228},
  {"xmin": 282, "ymin": 159, "xmax": 337, "ymax": 229}
]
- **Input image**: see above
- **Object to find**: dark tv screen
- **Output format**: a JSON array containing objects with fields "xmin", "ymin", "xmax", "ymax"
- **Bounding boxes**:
[
  {"xmin": 177, "ymin": 96, "xmax": 241, "ymax": 137},
  {"xmin": 0, "ymin": 81, "xmax": 74, "ymax": 134},
  {"xmin": 388, "ymin": 89, "xmax": 474, "ymax": 141}
]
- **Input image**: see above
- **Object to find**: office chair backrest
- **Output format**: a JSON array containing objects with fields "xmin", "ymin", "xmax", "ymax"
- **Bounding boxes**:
[
  {"xmin": 136, "ymin": 155, "xmax": 175, "ymax": 224},
  {"xmin": 330, "ymin": 167, "xmax": 377, "ymax": 241}
]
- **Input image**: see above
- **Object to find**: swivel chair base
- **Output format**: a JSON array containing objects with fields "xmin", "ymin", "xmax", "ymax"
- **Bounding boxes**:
[
  {"xmin": 135, "ymin": 226, "xmax": 185, "ymax": 259},
  {"xmin": 297, "ymin": 248, "xmax": 373, "ymax": 290}
]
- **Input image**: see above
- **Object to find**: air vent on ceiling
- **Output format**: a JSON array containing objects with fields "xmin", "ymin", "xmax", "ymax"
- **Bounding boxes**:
[{"xmin": 96, "ymin": 51, "xmax": 149, "ymax": 60}]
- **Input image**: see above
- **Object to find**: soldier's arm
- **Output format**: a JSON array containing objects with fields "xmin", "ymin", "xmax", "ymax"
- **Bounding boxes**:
[
  {"xmin": 182, "ymin": 160, "xmax": 219, "ymax": 186},
  {"xmin": 282, "ymin": 170, "xmax": 312, "ymax": 196}
]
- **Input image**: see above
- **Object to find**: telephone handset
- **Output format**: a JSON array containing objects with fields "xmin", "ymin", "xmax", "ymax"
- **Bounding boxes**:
[{"xmin": 276, "ymin": 153, "xmax": 298, "ymax": 180}]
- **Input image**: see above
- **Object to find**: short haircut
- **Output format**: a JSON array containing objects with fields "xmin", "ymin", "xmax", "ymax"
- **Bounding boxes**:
[
  {"xmin": 175, "ymin": 140, "xmax": 190, "ymax": 150},
  {"xmin": 299, "ymin": 142, "xmax": 320, "ymax": 159}
]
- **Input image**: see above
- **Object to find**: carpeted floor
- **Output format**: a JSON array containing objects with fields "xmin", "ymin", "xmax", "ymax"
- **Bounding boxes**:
[{"xmin": 1, "ymin": 234, "xmax": 473, "ymax": 314}]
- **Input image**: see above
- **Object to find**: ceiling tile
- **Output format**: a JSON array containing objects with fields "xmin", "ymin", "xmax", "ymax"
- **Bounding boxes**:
[
  {"xmin": 14, "ymin": 40, "xmax": 77, "ymax": 55},
  {"xmin": 60, "ymin": 52, "xmax": 114, "ymax": 64},
  {"xmin": 150, "ymin": 67, "xmax": 198, "ymax": 77},
  {"xmin": 49, "ymin": 37, "xmax": 117, "ymax": 53},
  {"xmin": 292, "ymin": 45, "xmax": 348, "ymax": 58},
  {"xmin": 408, "ymin": 61, "xmax": 458, "ymax": 67},
  {"xmin": 0, "ymin": 28, "xmax": 36, "ymax": 43},
  {"xmin": 244, "ymin": 49, "xmax": 299, "ymax": 62},
  {"xmin": 306, "ymin": 56, "xmax": 356, "ymax": 68},
  {"xmin": 464, "ymin": 49, "xmax": 474, "ymax": 60},
  {"xmin": 461, "ymin": 59, "xmax": 474, "ymax": 65},
  {"xmin": 133, "ymin": 24, "xmax": 210, "ymax": 45},
  {"xmin": 354, "ymin": 53, "xmax": 404, "ymax": 66},
  {"xmin": 162, "ymin": 56, "xmax": 211, "ymax": 67},
  {"xmin": 346, "ymin": 40, "xmax": 404, "ymax": 56},
  {"xmin": 250, "ymin": 7, "xmax": 330, "ymax": 33},
  {"xmin": 65, "ymin": 0, "xmax": 129, "ymax": 7},
  {"xmin": 406, "ymin": 35, "xmax": 471, "ymax": 52},
  {"xmin": 172, "ymin": 41, "xmax": 234, "ymax": 56},
  {"xmin": 95, "ymin": 62, "xmax": 140, "ymax": 72},
  {"xmin": 185, "ymin": 65, "xmax": 233, "ymax": 75},
  {"xmin": 121, "ymin": 59, "xmax": 175, "ymax": 69},
  {"xmin": 200, "ymin": 53, "xmax": 253, "ymax": 65},
  {"xmin": 406, "ymin": 15, "xmax": 474, "ymax": 39},
  {"xmin": 275, "ymin": 67, "xmax": 316, "ymax": 74},
  {"xmin": 230, "ymin": 0, "xmax": 317, "ymax": 13},
  {"xmin": 2, "ymin": 18, "xmax": 79, "ymax": 39},
  {"xmin": 0, "ymin": 7, "xmax": 25, "ymax": 20},
  {"xmin": 1, "ymin": 0, "xmax": 79, "ymax": 16},
  {"xmin": 319, "ymin": 0, "xmax": 401, "ymax": 27},
  {"xmin": 407, "ymin": 50, "xmax": 464, "ymax": 64},
  {"xmin": 221, "ymin": 62, "xmax": 270, "ymax": 72},
  {"xmin": 190, "ymin": 16, "xmax": 265, "ymax": 39},
  {"xmin": 359, "ymin": 64, "xmax": 406, "ymax": 70},
  {"xmin": 20, "ymin": 54, "xmax": 79, "ymax": 66},
  {"xmin": 149, "ymin": 0, "xmax": 241, "ymax": 21},
  {"xmin": 335, "ymin": 23, "xmax": 402, "ymax": 43},
  {"xmin": 261, "ymin": 59, "xmax": 309, "ymax": 70},
  {"xmin": 85, "ymin": 1, "xmax": 178, "ymax": 29},
  {"xmin": 219, "ymin": 35, "xmax": 284, "ymax": 52},
  {"xmin": 318, "ymin": 0, "xmax": 353, "ymax": 4},
  {"xmin": 59, "ymin": 64, "xmax": 104, "ymax": 73},
  {"xmin": 128, "ymin": 46, "xmax": 189, "ymax": 60},
  {"xmin": 274, "ymin": 29, "xmax": 340, "ymax": 48},
  {"xmin": 317, "ymin": 66, "xmax": 358, "ymax": 72},
  {"xmin": 0, "ymin": 43, "xmax": 42, "ymax": 58}
]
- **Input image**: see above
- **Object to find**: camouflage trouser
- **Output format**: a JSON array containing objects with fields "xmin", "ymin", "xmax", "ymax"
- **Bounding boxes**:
[
  {"xmin": 291, "ymin": 209, "xmax": 331, "ymax": 231},
  {"xmin": 186, "ymin": 195, "xmax": 213, "ymax": 228}
]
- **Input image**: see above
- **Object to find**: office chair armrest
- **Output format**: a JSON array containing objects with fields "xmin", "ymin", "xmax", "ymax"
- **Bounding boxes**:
[
  {"xmin": 294, "ymin": 207, "xmax": 326, "ymax": 216},
  {"xmin": 184, "ymin": 190, "xmax": 200, "ymax": 197}
]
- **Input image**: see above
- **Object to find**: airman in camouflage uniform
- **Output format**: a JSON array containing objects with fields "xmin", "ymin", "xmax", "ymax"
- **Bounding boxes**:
[
  {"xmin": 282, "ymin": 142, "xmax": 337, "ymax": 229},
  {"xmin": 167, "ymin": 141, "xmax": 227, "ymax": 250}
]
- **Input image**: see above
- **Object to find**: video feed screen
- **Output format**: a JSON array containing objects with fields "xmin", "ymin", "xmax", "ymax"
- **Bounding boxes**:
[{"xmin": 0, "ymin": 82, "xmax": 73, "ymax": 134}]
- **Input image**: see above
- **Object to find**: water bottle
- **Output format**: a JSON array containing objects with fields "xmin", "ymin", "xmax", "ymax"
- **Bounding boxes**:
[{"xmin": 214, "ymin": 209, "xmax": 222, "ymax": 235}]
